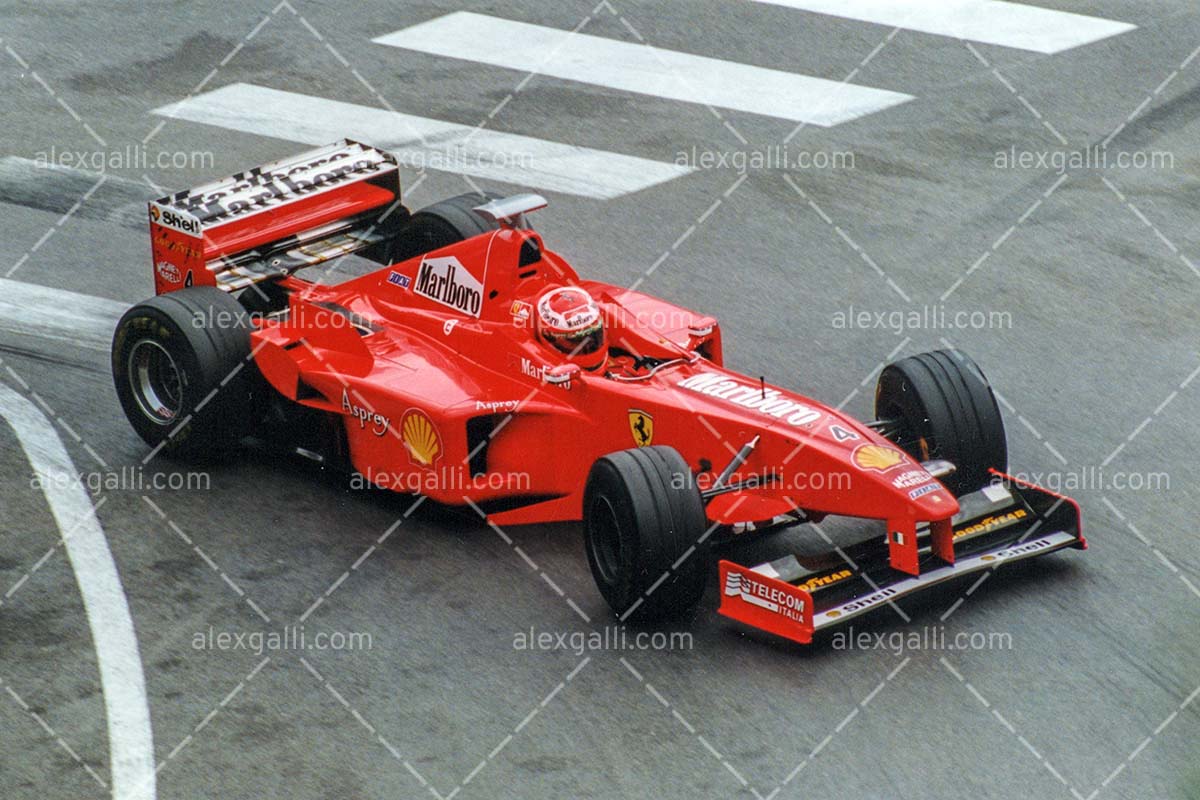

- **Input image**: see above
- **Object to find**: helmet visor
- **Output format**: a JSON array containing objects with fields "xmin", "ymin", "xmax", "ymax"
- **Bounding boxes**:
[{"xmin": 548, "ymin": 320, "xmax": 604, "ymax": 356}]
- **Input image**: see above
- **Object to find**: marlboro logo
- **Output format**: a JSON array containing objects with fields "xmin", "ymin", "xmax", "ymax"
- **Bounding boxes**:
[
  {"xmin": 677, "ymin": 372, "xmax": 822, "ymax": 427},
  {"xmin": 413, "ymin": 255, "xmax": 483, "ymax": 317}
]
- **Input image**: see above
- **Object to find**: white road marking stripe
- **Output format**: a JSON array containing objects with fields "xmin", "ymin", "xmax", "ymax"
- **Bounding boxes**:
[
  {"xmin": 372, "ymin": 12, "xmax": 912, "ymax": 126},
  {"xmin": 0, "ymin": 156, "xmax": 152, "ymax": 229},
  {"xmin": 749, "ymin": 0, "xmax": 1135, "ymax": 54},
  {"xmin": 0, "ymin": 382, "xmax": 156, "ymax": 800},
  {"xmin": 0, "ymin": 278, "xmax": 125, "ymax": 350},
  {"xmin": 152, "ymin": 83, "xmax": 693, "ymax": 199}
]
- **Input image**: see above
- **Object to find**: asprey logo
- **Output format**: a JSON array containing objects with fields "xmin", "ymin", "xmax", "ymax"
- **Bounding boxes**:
[
  {"xmin": 342, "ymin": 389, "xmax": 390, "ymax": 436},
  {"xmin": 475, "ymin": 399, "xmax": 520, "ymax": 413},
  {"xmin": 413, "ymin": 255, "xmax": 483, "ymax": 317},
  {"xmin": 149, "ymin": 202, "xmax": 202, "ymax": 237},
  {"xmin": 723, "ymin": 571, "xmax": 806, "ymax": 622}
]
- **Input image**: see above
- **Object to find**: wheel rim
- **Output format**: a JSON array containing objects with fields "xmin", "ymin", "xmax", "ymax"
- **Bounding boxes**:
[
  {"xmin": 127, "ymin": 339, "xmax": 183, "ymax": 425},
  {"xmin": 587, "ymin": 496, "xmax": 623, "ymax": 586},
  {"xmin": 877, "ymin": 401, "xmax": 930, "ymax": 461}
]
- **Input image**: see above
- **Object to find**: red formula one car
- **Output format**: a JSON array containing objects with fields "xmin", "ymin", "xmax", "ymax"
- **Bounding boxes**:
[{"xmin": 113, "ymin": 141, "xmax": 1084, "ymax": 643}]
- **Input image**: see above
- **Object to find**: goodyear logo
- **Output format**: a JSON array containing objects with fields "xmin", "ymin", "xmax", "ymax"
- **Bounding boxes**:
[
  {"xmin": 797, "ymin": 569, "xmax": 852, "ymax": 592},
  {"xmin": 954, "ymin": 508, "xmax": 1028, "ymax": 539}
]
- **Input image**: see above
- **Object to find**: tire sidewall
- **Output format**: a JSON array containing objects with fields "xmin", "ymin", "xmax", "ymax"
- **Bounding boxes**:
[
  {"xmin": 112, "ymin": 288, "xmax": 251, "ymax": 458},
  {"xmin": 113, "ymin": 304, "xmax": 208, "ymax": 452},
  {"xmin": 583, "ymin": 457, "xmax": 642, "ymax": 612}
]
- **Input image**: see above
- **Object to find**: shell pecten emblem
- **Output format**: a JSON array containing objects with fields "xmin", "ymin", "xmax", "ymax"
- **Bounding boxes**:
[
  {"xmin": 401, "ymin": 409, "xmax": 442, "ymax": 467},
  {"xmin": 852, "ymin": 444, "xmax": 905, "ymax": 472}
]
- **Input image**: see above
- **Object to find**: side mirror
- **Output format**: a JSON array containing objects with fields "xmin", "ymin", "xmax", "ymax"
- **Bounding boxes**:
[{"xmin": 544, "ymin": 363, "xmax": 581, "ymax": 390}]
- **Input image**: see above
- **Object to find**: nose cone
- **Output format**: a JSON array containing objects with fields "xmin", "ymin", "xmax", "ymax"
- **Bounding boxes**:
[
  {"xmin": 907, "ymin": 481, "xmax": 960, "ymax": 518},
  {"xmin": 849, "ymin": 443, "xmax": 961, "ymax": 519}
]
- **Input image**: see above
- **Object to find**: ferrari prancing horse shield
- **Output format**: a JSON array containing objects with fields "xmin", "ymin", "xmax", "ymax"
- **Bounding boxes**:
[{"xmin": 628, "ymin": 409, "xmax": 653, "ymax": 447}]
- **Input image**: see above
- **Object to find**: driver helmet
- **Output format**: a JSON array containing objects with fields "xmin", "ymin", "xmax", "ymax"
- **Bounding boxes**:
[{"xmin": 536, "ymin": 286, "xmax": 607, "ymax": 371}]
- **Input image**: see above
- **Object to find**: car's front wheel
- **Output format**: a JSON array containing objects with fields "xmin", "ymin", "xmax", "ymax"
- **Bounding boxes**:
[
  {"xmin": 875, "ymin": 349, "xmax": 1007, "ymax": 495},
  {"xmin": 583, "ymin": 446, "xmax": 708, "ymax": 623}
]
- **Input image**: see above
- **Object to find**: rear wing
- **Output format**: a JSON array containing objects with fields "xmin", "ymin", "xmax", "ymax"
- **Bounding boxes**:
[{"xmin": 148, "ymin": 140, "xmax": 405, "ymax": 294}]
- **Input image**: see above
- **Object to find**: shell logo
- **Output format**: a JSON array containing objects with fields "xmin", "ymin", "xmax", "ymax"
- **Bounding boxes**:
[
  {"xmin": 852, "ymin": 444, "xmax": 905, "ymax": 472},
  {"xmin": 401, "ymin": 409, "xmax": 442, "ymax": 467}
]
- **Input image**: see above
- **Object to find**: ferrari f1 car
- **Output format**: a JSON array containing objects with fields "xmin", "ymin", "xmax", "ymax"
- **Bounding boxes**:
[{"xmin": 113, "ymin": 140, "xmax": 1085, "ymax": 644}]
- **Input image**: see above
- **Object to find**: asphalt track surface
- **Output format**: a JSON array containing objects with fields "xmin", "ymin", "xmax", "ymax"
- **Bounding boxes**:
[{"xmin": 1, "ymin": 2, "xmax": 1199, "ymax": 799}]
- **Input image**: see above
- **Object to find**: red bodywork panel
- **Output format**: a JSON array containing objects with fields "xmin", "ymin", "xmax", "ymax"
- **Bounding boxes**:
[{"xmin": 244, "ymin": 224, "xmax": 959, "ymax": 565}]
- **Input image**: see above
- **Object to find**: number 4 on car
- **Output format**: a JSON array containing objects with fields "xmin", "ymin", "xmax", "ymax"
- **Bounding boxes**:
[{"xmin": 112, "ymin": 140, "xmax": 1085, "ymax": 645}]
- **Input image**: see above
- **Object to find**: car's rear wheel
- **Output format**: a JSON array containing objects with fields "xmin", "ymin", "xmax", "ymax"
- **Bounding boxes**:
[
  {"xmin": 112, "ymin": 287, "xmax": 252, "ymax": 460},
  {"xmin": 388, "ymin": 191, "xmax": 503, "ymax": 263},
  {"xmin": 583, "ymin": 446, "xmax": 708, "ymax": 623},
  {"xmin": 874, "ymin": 349, "xmax": 1007, "ymax": 495}
]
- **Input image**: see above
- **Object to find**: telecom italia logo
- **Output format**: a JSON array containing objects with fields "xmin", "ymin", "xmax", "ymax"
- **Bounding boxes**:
[{"xmin": 724, "ymin": 571, "xmax": 806, "ymax": 621}]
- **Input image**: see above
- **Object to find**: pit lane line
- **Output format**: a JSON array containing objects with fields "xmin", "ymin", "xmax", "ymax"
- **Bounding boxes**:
[{"xmin": 0, "ymin": 381, "xmax": 156, "ymax": 800}]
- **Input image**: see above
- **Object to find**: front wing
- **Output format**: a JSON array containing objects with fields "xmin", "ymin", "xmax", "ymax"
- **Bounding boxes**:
[{"xmin": 717, "ymin": 473, "xmax": 1085, "ymax": 644}]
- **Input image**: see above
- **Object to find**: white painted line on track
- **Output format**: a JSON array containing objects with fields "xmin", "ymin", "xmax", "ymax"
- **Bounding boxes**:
[
  {"xmin": 152, "ymin": 83, "xmax": 694, "ymax": 199},
  {"xmin": 373, "ymin": 12, "xmax": 913, "ymax": 126},
  {"xmin": 749, "ymin": 0, "xmax": 1135, "ymax": 54},
  {"xmin": 0, "ymin": 156, "xmax": 152, "ymax": 229},
  {"xmin": 0, "ymin": 382, "xmax": 156, "ymax": 800},
  {"xmin": 0, "ymin": 278, "xmax": 125, "ymax": 351}
]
